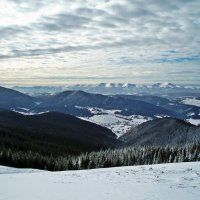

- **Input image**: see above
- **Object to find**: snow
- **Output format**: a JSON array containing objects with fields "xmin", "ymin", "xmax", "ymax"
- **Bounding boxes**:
[
  {"xmin": 13, "ymin": 83, "xmax": 200, "ymax": 96},
  {"xmin": 16, "ymin": 107, "xmax": 30, "ymax": 111},
  {"xmin": 152, "ymin": 82, "xmax": 177, "ymax": 88},
  {"xmin": 79, "ymin": 107, "xmax": 152, "ymax": 137},
  {"xmin": 89, "ymin": 114, "xmax": 123, "ymax": 124},
  {"xmin": 0, "ymin": 165, "xmax": 40, "ymax": 174},
  {"xmin": 0, "ymin": 162, "xmax": 200, "ymax": 200},
  {"xmin": 122, "ymin": 83, "xmax": 129, "ymax": 87},
  {"xmin": 187, "ymin": 112, "xmax": 195, "ymax": 117},
  {"xmin": 11, "ymin": 109, "xmax": 49, "ymax": 115},
  {"xmin": 105, "ymin": 83, "xmax": 112, "ymax": 87},
  {"xmin": 181, "ymin": 98, "xmax": 200, "ymax": 107},
  {"xmin": 155, "ymin": 114, "xmax": 170, "ymax": 118},
  {"xmin": 159, "ymin": 82, "xmax": 174, "ymax": 88},
  {"xmin": 186, "ymin": 118, "xmax": 200, "ymax": 126}
]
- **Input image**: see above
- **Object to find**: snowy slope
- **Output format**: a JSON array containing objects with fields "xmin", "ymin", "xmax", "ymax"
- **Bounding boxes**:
[
  {"xmin": 181, "ymin": 97, "xmax": 200, "ymax": 107},
  {"xmin": 186, "ymin": 118, "xmax": 200, "ymax": 126},
  {"xmin": 0, "ymin": 165, "xmax": 40, "ymax": 174},
  {"xmin": 179, "ymin": 97, "xmax": 200, "ymax": 125},
  {"xmin": 0, "ymin": 162, "xmax": 200, "ymax": 200}
]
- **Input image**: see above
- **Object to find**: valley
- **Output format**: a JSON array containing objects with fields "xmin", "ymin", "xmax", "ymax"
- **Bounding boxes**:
[
  {"xmin": 1, "ymin": 83, "xmax": 199, "ymax": 136},
  {"xmin": 0, "ymin": 83, "xmax": 200, "ymax": 172}
]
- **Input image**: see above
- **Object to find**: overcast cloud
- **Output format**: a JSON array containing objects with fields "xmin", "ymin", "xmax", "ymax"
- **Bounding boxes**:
[{"xmin": 0, "ymin": 0, "xmax": 199, "ymax": 85}]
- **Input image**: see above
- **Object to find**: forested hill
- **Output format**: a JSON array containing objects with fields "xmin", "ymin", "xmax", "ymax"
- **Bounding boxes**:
[
  {"xmin": 119, "ymin": 118, "xmax": 200, "ymax": 146},
  {"xmin": 0, "ymin": 110, "xmax": 119, "ymax": 156}
]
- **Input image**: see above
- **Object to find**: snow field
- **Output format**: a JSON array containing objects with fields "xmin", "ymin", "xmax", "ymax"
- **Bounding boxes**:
[
  {"xmin": 0, "ymin": 162, "xmax": 200, "ymax": 200},
  {"xmin": 80, "ymin": 107, "xmax": 151, "ymax": 137}
]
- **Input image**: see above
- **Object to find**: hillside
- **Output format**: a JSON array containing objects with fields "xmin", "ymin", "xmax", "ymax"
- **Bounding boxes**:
[
  {"xmin": 0, "ymin": 110, "xmax": 119, "ymax": 156},
  {"xmin": 116, "ymin": 94, "xmax": 200, "ymax": 120},
  {"xmin": 119, "ymin": 118, "xmax": 200, "ymax": 146},
  {"xmin": 37, "ymin": 90, "xmax": 175, "ymax": 117},
  {"xmin": 0, "ymin": 162, "xmax": 199, "ymax": 200},
  {"xmin": 0, "ymin": 86, "xmax": 37, "ymax": 109}
]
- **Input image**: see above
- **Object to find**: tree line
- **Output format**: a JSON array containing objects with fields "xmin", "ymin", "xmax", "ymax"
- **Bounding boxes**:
[{"xmin": 0, "ymin": 142, "xmax": 200, "ymax": 171}]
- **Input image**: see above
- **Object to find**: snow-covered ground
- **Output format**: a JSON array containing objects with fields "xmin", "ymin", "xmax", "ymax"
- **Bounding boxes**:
[
  {"xmin": 186, "ymin": 118, "xmax": 200, "ymax": 126},
  {"xmin": 0, "ymin": 162, "xmax": 200, "ymax": 200},
  {"xmin": 11, "ymin": 108, "xmax": 49, "ymax": 115},
  {"xmin": 0, "ymin": 165, "xmax": 40, "ymax": 174},
  {"xmin": 79, "ymin": 107, "xmax": 152, "ymax": 137},
  {"xmin": 181, "ymin": 97, "xmax": 200, "ymax": 107}
]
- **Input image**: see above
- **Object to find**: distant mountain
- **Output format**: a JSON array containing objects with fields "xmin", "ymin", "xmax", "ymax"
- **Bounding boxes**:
[
  {"xmin": 0, "ymin": 110, "xmax": 119, "ymax": 155},
  {"xmin": 151, "ymin": 82, "xmax": 180, "ymax": 88},
  {"xmin": 12, "ymin": 82, "xmax": 200, "ymax": 97},
  {"xmin": 115, "ymin": 94, "xmax": 200, "ymax": 120},
  {"xmin": 119, "ymin": 118, "xmax": 200, "ymax": 146},
  {"xmin": 0, "ymin": 86, "xmax": 37, "ymax": 109},
  {"xmin": 36, "ymin": 90, "xmax": 175, "ymax": 117},
  {"xmin": 115, "ymin": 95, "xmax": 170, "ymax": 107}
]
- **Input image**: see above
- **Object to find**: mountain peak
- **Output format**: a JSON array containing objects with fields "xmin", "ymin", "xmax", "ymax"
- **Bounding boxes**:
[{"xmin": 152, "ymin": 82, "xmax": 179, "ymax": 88}]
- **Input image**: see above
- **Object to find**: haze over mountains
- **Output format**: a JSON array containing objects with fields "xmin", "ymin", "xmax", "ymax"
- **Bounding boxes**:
[{"xmin": 13, "ymin": 82, "xmax": 200, "ymax": 97}]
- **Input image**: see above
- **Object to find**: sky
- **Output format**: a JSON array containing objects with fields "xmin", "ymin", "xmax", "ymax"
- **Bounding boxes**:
[{"xmin": 0, "ymin": 0, "xmax": 199, "ymax": 86}]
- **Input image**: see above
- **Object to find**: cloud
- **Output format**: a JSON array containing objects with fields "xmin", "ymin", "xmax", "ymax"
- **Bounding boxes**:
[
  {"xmin": 7, "ymin": 0, "xmax": 51, "ymax": 11},
  {"xmin": 0, "ymin": 26, "xmax": 31, "ymax": 39},
  {"xmin": 155, "ymin": 55, "xmax": 200, "ymax": 63},
  {"xmin": 36, "ymin": 13, "xmax": 91, "ymax": 32},
  {"xmin": 0, "ymin": 0, "xmax": 200, "ymax": 85},
  {"xmin": 110, "ymin": 2, "xmax": 156, "ymax": 19}
]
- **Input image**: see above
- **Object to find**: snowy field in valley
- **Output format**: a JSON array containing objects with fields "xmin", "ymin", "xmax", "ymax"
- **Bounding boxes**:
[
  {"xmin": 181, "ymin": 97, "xmax": 200, "ymax": 107},
  {"xmin": 0, "ymin": 162, "xmax": 200, "ymax": 200},
  {"xmin": 79, "ymin": 107, "xmax": 152, "ymax": 137},
  {"xmin": 186, "ymin": 118, "xmax": 200, "ymax": 126}
]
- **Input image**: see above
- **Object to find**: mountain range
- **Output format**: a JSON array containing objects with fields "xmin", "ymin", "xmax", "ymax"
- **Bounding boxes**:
[
  {"xmin": 0, "ymin": 85, "xmax": 199, "ymax": 152},
  {"xmin": 12, "ymin": 82, "xmax": 200, "ymax": 97},
  {"xmin": 35, "ymin": 90, "xmax": 175, "ymax": 118},
  {"xmin": 0, "ymin": 86, "xmax": 199, "ymax": 124}
]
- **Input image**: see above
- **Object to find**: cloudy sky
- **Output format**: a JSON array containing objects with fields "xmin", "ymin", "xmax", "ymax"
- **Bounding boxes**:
[{"xmin": 0, "ymin": 0, "xmax": 199, "ymax": 86}]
